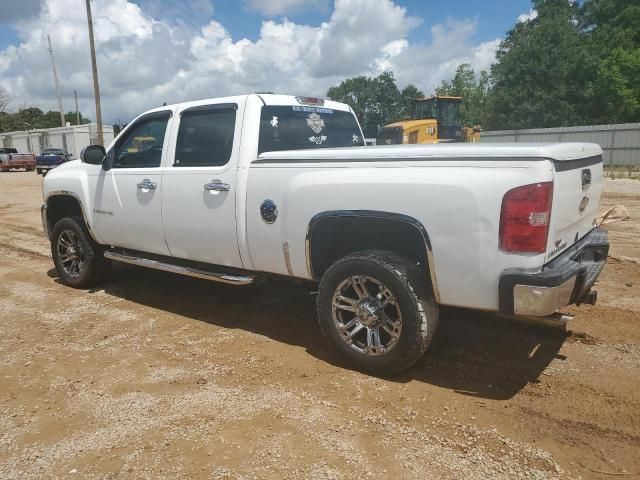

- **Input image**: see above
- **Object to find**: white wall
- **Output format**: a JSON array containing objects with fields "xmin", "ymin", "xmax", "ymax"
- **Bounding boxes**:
[
  {"xmin": 481, "ymin": 123, "xmax": 640, "ymax": 166},
  {"xmin": 0, "ymin": 123, "xmax": 114, "ymax": 158}
]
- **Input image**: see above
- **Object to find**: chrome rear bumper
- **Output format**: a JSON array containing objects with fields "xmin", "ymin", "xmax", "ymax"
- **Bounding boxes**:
[{"xmin": 499, "ymin": 228, "xmax": 608, "ymax": 317}]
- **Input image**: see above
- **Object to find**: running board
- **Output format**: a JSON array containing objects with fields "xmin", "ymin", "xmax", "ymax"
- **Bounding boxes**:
[{"xmin": 104, "ymin": 251, "xmax": 255, "ymax": 285}]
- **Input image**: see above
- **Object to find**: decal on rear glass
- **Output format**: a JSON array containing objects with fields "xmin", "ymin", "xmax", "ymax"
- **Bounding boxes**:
[
  {"xmin": 306, "ymin": 113, "xmax": 325, "ymax": 134},
  {"xmin": 308, "ymin": 135, "xmax": 328, "ymax": 145},
  {"xmin": 270, "ymin": 116, "xmax": 279, "ymax": 128},
  {"xmin": 293, "ymin": 106, "xmax": 333, "ymax": 114}
]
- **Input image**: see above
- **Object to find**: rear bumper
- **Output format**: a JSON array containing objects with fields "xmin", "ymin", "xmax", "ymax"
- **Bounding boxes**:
[{"xmin": 499, "ymin": 228, "xmax": 609, "ymax": 316}]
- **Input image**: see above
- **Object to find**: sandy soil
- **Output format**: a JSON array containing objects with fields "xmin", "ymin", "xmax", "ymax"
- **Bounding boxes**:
[{"xmin": 0, "ymin": 172, "xmax": 638, "ymax": 479}]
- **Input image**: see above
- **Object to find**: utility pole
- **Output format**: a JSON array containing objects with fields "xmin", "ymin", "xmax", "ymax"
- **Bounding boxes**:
[
  {"xmin": 84, "ymin": 0, "xmax": 104, "ymax": 145},
  {"xmin": 47, "ymin": 34, "xmax": 65, "ymax": 127},
  {"xmin": 74, "ymin": 90, "xmax": 80, "ymax": 125}
]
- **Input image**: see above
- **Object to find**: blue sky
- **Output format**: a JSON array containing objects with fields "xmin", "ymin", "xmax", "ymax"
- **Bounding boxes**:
[
  {"xmin": 0, "ymin": 0, "xmax": 536, "ymax": 123},
  {"xmin": 0, "ymin": 0, "xmax": 532, "ymax": 51}
]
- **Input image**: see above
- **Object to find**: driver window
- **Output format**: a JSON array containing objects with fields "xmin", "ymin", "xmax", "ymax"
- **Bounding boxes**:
[{"xmin": 113, "ymin": 114, "xmax": 169, "ymax": 168}]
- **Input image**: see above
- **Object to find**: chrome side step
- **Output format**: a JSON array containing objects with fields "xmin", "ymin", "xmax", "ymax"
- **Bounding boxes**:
[{"xmin": 104, "ymin": 251, "xmax": 255, "ymax": 285}]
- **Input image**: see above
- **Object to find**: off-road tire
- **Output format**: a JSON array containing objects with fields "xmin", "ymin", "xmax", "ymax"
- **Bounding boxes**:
[
  {"xmin": 51, "ymin": 216, "xmax": 111, "ymax": 288},
  {"xmin": 317, "ymin": 250, "xmax": 439, "ymax": 375}
]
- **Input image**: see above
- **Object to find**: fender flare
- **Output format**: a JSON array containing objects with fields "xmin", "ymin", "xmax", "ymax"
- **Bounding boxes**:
[
  {"xmin": 44, "ymin": 190, "xmax": 99, "ymax": 243},
  {"xmin": 305, "ymin": 210, "xmax": 440, "ymax": 303}
]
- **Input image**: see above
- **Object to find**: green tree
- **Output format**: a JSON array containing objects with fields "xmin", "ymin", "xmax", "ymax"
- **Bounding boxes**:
[
  {"xmin": 582, "ymin": 0, "xmax": 640, "ymax": 124},
  {"xmin": 64, "ymin": 111, "xmax": 92, "ymax": 125},
  {"xmin": 326, "ymin": 71, "xmax": 403, "ymax": 137},
  {"xmin": 487, "ymin": 0, "xmax": 595, "ymax": 129},
  {"xmin": 435, "ymin": 64, "xmax": 491, "ymax": 127},
  {"xmin": 0, "ymin": 107, "xmax": 94, "ymax": 133},
  {"xmin": 399, "ymin": 84, "xmax": 424, "ymax": 119}
]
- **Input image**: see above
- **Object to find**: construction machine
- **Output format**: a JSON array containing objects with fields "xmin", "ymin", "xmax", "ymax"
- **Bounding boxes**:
[{"xmin": 376, "ymin": 96, "xmax": 480, "ymax": 145}]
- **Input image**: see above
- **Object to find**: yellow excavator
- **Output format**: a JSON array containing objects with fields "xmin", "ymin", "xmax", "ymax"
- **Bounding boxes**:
[{"xmin": 377, "ymin": 96, "xmax": 481, "ymax": 145}]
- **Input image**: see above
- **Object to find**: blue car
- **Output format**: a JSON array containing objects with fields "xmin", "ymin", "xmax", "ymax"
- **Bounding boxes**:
[{"xmin": 36, "ymin": 148, "xmax": 72, "ymax": 175}]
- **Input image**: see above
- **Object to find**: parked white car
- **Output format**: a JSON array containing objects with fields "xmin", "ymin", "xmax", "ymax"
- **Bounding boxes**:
[{"xmin": 41, "ymin": 94, "xmax": 608, "ymax": 374}]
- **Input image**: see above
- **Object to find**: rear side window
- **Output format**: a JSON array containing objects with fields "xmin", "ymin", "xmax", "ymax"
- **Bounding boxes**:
[
  {"xmin": 258, "ymin": 106, "xmax": 364, "ymax": 154},
  {"xmin": 174, "ymin": 105, "xmax": 237, "ymax": 167}
]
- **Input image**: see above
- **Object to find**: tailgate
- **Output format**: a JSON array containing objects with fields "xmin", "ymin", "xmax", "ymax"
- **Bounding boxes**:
[
  {"xmin": 546, "ymin": 155, "xmax": 603, "ymax": 262},
  {"xmin": 9, "ymin": 154, "xmax": 36, "ymax": 165}
]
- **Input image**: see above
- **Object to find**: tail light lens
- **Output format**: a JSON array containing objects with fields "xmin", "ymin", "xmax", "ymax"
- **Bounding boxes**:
[{"xmin": 499, "ymin": 182, "xmax": 553, "ymax": 254}]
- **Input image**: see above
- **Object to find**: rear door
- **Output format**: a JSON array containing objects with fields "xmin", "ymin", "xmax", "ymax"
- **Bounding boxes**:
[
  {"xmin": 161, "ymin": 102, "xmax": 244, "ymax": 268},
  {"xmin": 546, "ymin": 156, "xmax": 603, "ymax": 261}
]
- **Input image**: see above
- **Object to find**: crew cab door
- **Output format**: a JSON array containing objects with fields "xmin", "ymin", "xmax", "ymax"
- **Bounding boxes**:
[
  {"xmin": 91, "ymin": 111, "xmax": 172, "ymax": 255},
  {"xmin": 161, "ymin": 102, "xmax": 243, "ymax": 268}
]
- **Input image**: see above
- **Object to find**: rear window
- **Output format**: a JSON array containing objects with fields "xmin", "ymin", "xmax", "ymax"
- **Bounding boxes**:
[{"xmin": 258, "ymin": 106, "xmax": 364, "ymax": 154}]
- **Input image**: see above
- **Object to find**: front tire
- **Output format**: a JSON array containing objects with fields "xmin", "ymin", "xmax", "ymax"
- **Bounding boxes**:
[
  {"xmin": 317, "ymin": 251, "xmax": 439, "ymax": 375},
  {"xmin": 51, "ymin": 216, "xmax": 111, "ymax": 288}
]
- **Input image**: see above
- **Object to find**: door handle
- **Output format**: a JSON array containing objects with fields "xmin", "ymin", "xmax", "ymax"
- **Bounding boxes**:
[
  {"xmin": 204, "ymin": 181, "xmax": 230, "ymax": 192},
  {"xmin": 137, "ymin": 179, "xmax": 157, "ymax": 190}
]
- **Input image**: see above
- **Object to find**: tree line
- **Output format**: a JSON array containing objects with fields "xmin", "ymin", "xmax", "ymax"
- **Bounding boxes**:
[
  {"xmin": 0, "ymin": 105, "xmax": 92, "ymax": 133},
  {"xmin": 327, "ymin": 0, "xmax": 639, "ymax": 135}
]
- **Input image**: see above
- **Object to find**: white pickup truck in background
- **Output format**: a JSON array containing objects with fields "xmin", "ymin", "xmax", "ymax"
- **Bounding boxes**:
[{"xmin": 41, "ymin": 94, "xmax": 608, "ymax": 374}]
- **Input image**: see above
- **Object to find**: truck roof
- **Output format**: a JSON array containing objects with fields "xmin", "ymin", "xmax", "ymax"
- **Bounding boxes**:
[
  {"xmin": 257, "ymin": 142, "xmax": 603, "ymax": 162},
  {"xmin": 144, "ymin": 94, "xmax": 352, "ymax": 115}
]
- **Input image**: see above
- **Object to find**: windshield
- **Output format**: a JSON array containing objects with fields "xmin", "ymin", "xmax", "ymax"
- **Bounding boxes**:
[
  {"xmin": 43, "ymin": 149, "xmax": 64, "ymax": 155},
  {"xmin": 258, "ymin": 106, "xmax": 364, "ymax": 154},
  {"xmin": 438, "ymin": 100, "xmax": 461, "ymax": 124},
  {"xmin": 412, "ymin": 99, "xmax": 436, "ymax": 120}
]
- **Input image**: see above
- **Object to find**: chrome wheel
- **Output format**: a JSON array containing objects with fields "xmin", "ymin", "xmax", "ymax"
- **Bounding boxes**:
[
  {"xmin": 331, "ymin": 275, "xmax": 402, "ymax": 355},
  {"xmin": 56, "ymin": 229, "xmax": 85, "ymax": 278}
]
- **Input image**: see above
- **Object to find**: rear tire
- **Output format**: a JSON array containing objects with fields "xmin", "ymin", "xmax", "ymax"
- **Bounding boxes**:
[
  {"xmin": 51, "ymin": 216, "xmax": 111, "ymax": 288},
  {"xmin": 317, "ymin": 250, "xmax": 439, "ymax": 375},
  {"xmin": 36, "ymin": 168, "xmax": 42, "ymax": 175}
]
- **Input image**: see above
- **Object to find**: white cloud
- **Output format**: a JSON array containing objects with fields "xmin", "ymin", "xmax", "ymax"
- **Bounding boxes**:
[
  {"xmin": 137, "ymin": 0, "xmax": 214, "ymax": 23},
  {"xmin": 245, "ymin": 0, "xmax": 329, "ymax": 17},
  {"xmin": 0, "ymin": 0, "xmax": 43, "ymax": 22},
  {"xmin": 517, "ymin": 8, "xmax": 538, "ymax": 23},
  {"xmin": 0, "ymin": 0, "xmax": 500, "ymax": 124}
]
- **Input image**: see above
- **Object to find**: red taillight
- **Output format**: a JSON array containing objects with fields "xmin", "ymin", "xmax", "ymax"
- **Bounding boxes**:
[{"xmin": 499, "ymin": 182, "xmax": 553, "ymax": 254}]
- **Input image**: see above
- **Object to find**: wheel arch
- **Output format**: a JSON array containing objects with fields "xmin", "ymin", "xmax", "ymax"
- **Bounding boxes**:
[
  {"xmin": 44, "ymin": 191, "xmax": 98, "ymax": 243},
  {"xmin": 305, "ymin": 210, "xmax": 440, "ymax": 302}
]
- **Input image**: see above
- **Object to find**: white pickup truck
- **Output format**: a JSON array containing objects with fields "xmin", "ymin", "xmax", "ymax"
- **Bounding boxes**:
[{"xmin": 41, "ymin": 94, "xmax": 608, "ymax": 374}]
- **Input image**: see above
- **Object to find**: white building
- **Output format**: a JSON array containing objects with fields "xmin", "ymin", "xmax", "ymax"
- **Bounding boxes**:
[{"xmin": 0, "ymin": 123, "xmax": 114, "ymax": 159}]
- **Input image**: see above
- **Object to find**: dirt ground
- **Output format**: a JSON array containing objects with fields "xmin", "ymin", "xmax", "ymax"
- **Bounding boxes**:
[{"xmin": 0, "ymin": 172, "xmax": 638, "ymax": 480}]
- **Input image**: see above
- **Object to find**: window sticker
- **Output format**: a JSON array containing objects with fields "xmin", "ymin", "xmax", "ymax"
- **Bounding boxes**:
[
  {"xmin": 306, "ymin": 113, "xmax": 325, "ymax": 134},
  {"xmin": 308, "ymin": 135, "xmax": 328, "ymax": 145},
  {"xmin": 270, "ymin": 116, "xmax": 279, "ymax": 128},
  {"xmin": 352, "ymin": 133, "xmax": 360, "ymax": 143},
  {"xmin": 292, "ymin": 106, "xmax": 334, "ymax": 114}
]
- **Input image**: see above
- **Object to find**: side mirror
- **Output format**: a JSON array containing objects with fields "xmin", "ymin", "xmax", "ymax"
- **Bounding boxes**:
[{"xmin": 81, "ymin": 145, "xmax": 106, "ymax": 165}]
